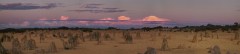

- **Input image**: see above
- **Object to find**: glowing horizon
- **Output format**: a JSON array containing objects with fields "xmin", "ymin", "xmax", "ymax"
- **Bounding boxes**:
[
  {"xmin": 0, "ymin": 15, "xmax": 174, "ymax": 29},
  {"xmin": 0, "ymin": 0, "xmax": 239, "ymax": 29}
]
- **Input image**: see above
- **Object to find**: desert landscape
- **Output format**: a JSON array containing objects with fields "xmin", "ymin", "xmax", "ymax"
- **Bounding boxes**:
[
  {"xmin": 0, "ymin": 0, "xmax": 239, "ymax": 54},
  {"xmin": 0, "ymin": 24, "xmax": 240, "ymax": 54}
]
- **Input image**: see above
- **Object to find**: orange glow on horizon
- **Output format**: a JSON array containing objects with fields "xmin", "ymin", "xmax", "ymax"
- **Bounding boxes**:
[
  {"xmin": 118, "ymin": 16, "xmax": 130, "ymax": 20},
  {"xmin": 142, "ymin": 16, "xmax": 170, "ymax": 21}
]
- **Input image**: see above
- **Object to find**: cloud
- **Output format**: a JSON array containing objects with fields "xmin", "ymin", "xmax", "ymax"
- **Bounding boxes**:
[
  {"xmin": 60, "ymin": 16, "xmax": 69, "ymax": 20},
  {"xmin": 100, "ymin": 18, "xmax": 114, "ymax": 20},
  {"xmin": 69, "ymin": 3, "xmax": 126, "ymax": 13},
  {"xmin": 83, "ymin": 4, "xmax": 103, "ymax": 9},
  {"xmin": 103, "ymin": 8, "xmax": 118, "ymax": 10},
  {"xmin": 69, "ymin": 10, "xmax": 103, "ymax": 13},
  {"xmin": 142, "ymin": 16, "xmax": 170, "ymax": 21},
  {"xmin": 69, "ymin": 9, "xmax": 126, "ymax": 13},
  {"xmin": 103, "ymin": 8, "xmax": 119, "ymax": 10},
  {"xmin": 38, "ymin": 16, "xmax": 70, "ymax": 21},
  {"xmin": 118, "ymin": 16, "xmax": 130, "ymax": 20},
  {"xmin": 0, "ymin": 3, "xmax": 58, "ymax": 10},
  {"xmin": 104, "ymin": 9, "xmax": 126, "ymax": 13},
  {"xmin": 0, "ymin": 16, "xmax": 174, "ymax": 29}
]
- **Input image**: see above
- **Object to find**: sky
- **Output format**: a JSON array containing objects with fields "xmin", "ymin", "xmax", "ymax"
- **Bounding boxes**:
[{"xmin": 0, "ymin": 0, "xmax": 239, "ymax": 29}]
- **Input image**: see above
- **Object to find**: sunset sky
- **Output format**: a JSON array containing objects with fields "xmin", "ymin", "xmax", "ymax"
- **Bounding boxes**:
[{"xmin": 0, "ymin": 0, "xmax": 239, "ymax": 29}]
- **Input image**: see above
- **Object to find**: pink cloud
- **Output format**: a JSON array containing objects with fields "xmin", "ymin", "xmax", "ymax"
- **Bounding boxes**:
[
  {"xmin": 9, "ymin": 15, "xmax": 170, "ymax": 28},
  {"xmin": 142, "ymin": 16, "xmax": 170, "ymax": 21},
  {"xmin": 100, "ymin": 18, "xmax": 114, "ymax": 20},
  {"xmin": 60, "ymin": 16, "xmax": 69, "ymax": 20},
  {"xmin": 118, "ymin": 16, "xmax": 130, "ymax": 20}
]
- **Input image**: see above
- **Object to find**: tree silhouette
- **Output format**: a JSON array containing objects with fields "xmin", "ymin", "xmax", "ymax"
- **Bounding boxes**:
[
  {"xmin": 58, "ymin": 26, "xmax": 69, "ymax": 29},
  {"xmin": 107, "ymin": 27, "xmax": 118, "ymax": 30}
]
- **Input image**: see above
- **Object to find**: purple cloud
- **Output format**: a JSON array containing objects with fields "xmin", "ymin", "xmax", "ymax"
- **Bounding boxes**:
[
  {"xmin": 103, "ymin": 8, "xmax": 118, "ymax": 9},
  {"xmin": 70, "ymin": 3, "xmax": 126, "ymax": 13},
  {"xmin": 0, "ymin": 3, "xmax": 59, "ymax": 10},
  {"xmin": 83, "ymin": 4, "xmax": 103, "ymax": 9},
  {"xmin": 69, "ymin": 9, "xmax": 126, "ymax": 13}
]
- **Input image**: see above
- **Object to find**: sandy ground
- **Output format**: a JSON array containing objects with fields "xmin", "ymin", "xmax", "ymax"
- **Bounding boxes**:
[{"xmin": 1, "ymin": 30, "xmax": 240, "ymax": 54}]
